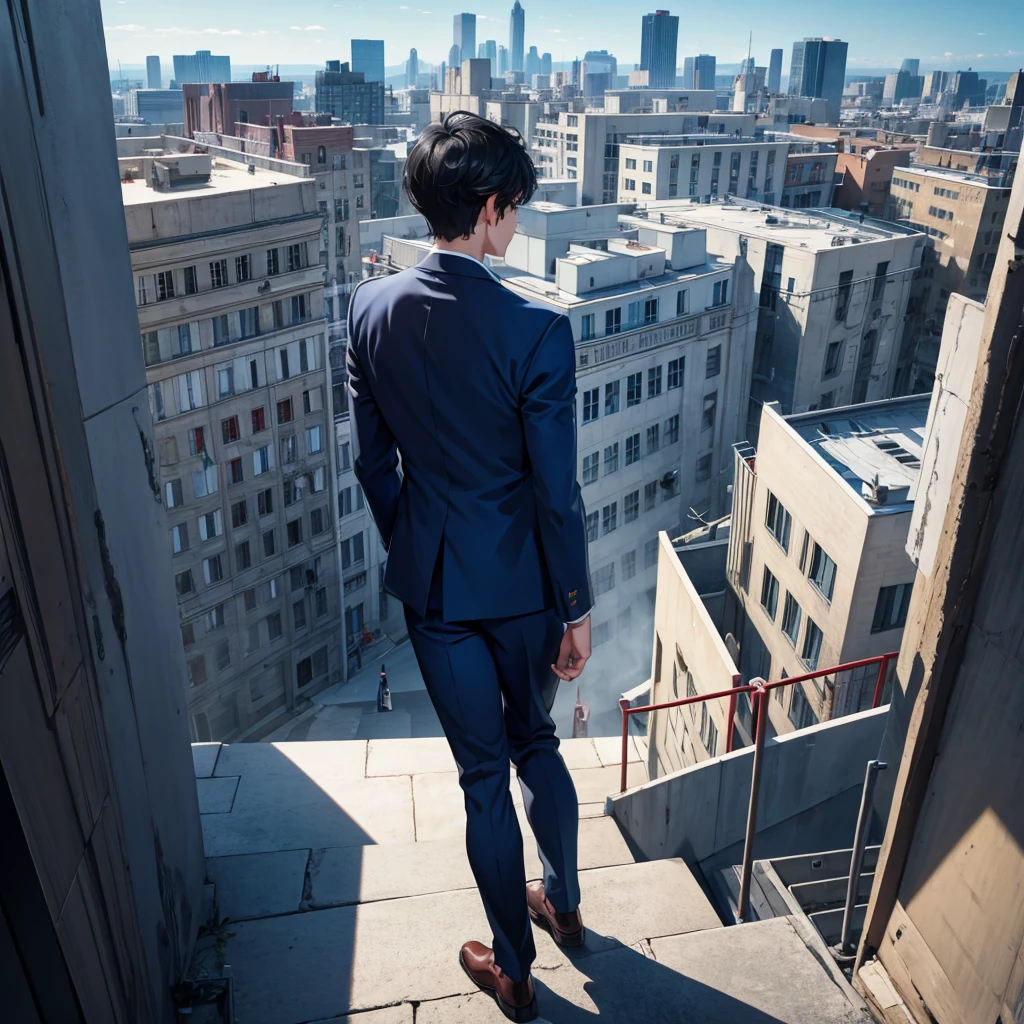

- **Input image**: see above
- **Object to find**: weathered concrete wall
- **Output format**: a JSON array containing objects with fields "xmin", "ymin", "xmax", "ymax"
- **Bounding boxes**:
[{"xmin": 613, "ymin": 705, "xmax": 888, "ymax": 868}]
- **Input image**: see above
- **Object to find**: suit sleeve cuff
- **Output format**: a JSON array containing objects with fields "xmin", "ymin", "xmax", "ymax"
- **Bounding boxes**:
[{"xmin": 565, "ymin": 611, "xmax": 591, "ymax": 627}]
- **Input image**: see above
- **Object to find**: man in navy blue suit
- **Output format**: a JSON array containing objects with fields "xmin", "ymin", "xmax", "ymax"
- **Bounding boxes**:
[{"xmin": 346, "ymin": 111, "xmax": 594, "ymax": 1022}]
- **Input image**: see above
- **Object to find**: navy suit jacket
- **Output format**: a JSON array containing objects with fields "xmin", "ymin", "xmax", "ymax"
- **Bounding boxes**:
[{"xmin": 346, "ymin": 250, "xmax": 594, "ymax": 624}]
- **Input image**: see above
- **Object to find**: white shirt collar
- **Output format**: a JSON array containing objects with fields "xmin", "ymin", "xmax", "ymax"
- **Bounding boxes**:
[{"xmin": 428, "ymin": 245, "xmax": 503, "ymax": 283}]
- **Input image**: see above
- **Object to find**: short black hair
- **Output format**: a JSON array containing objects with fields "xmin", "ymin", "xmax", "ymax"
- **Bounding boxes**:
[{"xmin": 403, "ymin": 110, "xmax": 537, "ymax": 242}]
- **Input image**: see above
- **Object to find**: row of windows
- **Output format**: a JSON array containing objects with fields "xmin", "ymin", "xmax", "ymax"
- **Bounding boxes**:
[
  {"xmin": 927, "ymin": 205, "xmax": 954, "ymax": 222},
  {"xmin": 581, "ymin": 414, "xmax": 682, "ymax": 483},
  {"xmin": 590, "ymin": 538, "xmax": 663, "ymax": 601},
  {"xmin": 585, "ymin": 472, "xmax": 682, "ymax": 543},
  {"xmin": 933, "ymin": 185, "xmax": 959, "ymax": 200},
  {"xmin": 137, "ymin": 244, "xmax": 307, "ymax": 305},
  {"xmin": 891, "ymin": 175, "xmax": 920, "ymax": 192}
]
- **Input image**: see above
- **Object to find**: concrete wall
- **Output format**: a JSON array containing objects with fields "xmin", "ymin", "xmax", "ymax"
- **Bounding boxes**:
[
  {"xmin": 1, "ymin": 1, "xmax": 204, "ymax": 1018},
  {"xmin": 648, "ymin": 531, "xmax": 741, "ymax": 776},
  {"xmin": 611, "ymin": 705, "xmax": 888, "ymax": 869}
]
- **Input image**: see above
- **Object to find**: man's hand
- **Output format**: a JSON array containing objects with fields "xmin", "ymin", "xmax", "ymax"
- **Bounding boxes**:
[{"xmin": 552, "ymin": 617, "xmax": 591, "ymax": 682}]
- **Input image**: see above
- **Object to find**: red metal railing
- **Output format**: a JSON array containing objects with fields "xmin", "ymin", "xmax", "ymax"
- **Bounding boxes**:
[{"xmin": 617, "ymin": 651, "xmax": 898, "ymax": 922}]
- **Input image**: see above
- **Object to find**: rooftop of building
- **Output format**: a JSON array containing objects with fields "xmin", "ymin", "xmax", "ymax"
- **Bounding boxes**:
[
  {"xmin": 783, "ymin": 394, "xmax": 932, "ymax": 513},
  {"xmin": 120, "ymin": 155, "xmax": 307, "ymax": 206},
  {"xmin": 628, "ymin": 200, "xmax": 923, "ymax": 251},
  {"xmin": 620, "ymin": 133, "xmax": 790, "ymax": 148},
  {"xmin": 900, "ymin": 161, "xmax": 1013, "ymax": 189}
]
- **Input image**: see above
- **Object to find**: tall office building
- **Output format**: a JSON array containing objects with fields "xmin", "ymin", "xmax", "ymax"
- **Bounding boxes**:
[
  {"xmin": 681, "ymin": 56, "xmax": 694, "ymax": 89},
  {"xmin": 351, "ymin": 39, "xmax": 385, "ymax": 84},
  {"xmin": 498, "ymin": 45, "xmax": 509, "ymax": 75},
  {"xmin": 406, "ymin": 48, "xmax": 419, "ymax": 89},
  {"xmin": 640, "ymin": 10, "xmax": 679, "ymax": 89},
  {"xmin": 900, "ymin": 57, "xmax": 920, "ymax": 77},
  {"xmin": 692, "ymin": 54, "xmax": 716, "ymax": 90},
  {"xmin": 509, "ymin": 1, "xmax": 525, "ymax": 73},
  {"xmin": 146, "ymin": 55, "xmax": 161, "ymax": 90},
  {"xmin": 484, "ymin": 39, "xmax": 498, "ymax": 77},
  {"xmin": 768, "ymin": 48, "xmax": 783, "ymax": 94},
  {"xmin": 316, "ymin": 61, "xmax": 384, "ymax": 125},
  {"xmin": 740, "ymin": 56, "xmax": 756, "ymax": 75},
  {"xmin": 525, "ymin": 46, "xmax": 541, "ymax": 79},
  {"xmin": 173, "ymin": 50, "xmax": 231, "ymax": 85},
  {"xmin": 540, "ymin": 51, "xmax": 552, "ymax": 76},
  {"xmin": 453, "ymin": 13, "xmax": 476, "ymax": 67},
  {"xmin": 789, "ymin": 37, "xmax": 847, "ymax": 122}
]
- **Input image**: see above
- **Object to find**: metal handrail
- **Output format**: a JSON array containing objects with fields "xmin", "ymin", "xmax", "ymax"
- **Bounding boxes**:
[{"xmin": 617, "ymin": 650, "xmax": 899, "ymax": 923}]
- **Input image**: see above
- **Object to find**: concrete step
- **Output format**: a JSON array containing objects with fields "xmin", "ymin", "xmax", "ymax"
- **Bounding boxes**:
[
  {"xmin": 789, "ymin": 871, "xmax": 875, "ymax": 912},
  {"xmin": 808, "ymin": 903, "xmax": 868, "ymax": 947},
  {"xmin": 769, "ymin": 845, "xmax": 881, "ymax": 887}
]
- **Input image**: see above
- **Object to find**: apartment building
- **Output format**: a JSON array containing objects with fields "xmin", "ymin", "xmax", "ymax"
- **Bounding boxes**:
[
  {"xmin": 890, "ymin": 163, "xmax": 1012, "ymax": 392},
  {"xmin": 724, "ymin": 397, "xmax": 926, "ymax": 739},
  {"xmin": 626, "ymin": 201, "xmax": 924, "ymax": 432},
  {"xmin": 532, "ymin": 110, "xmax": 758, "ymax": 203},
  {"xmin": 615, "ymin": 135, "xmax": 790, "ymax": 205},
  {"xmin": 122, "ymin": 155, "xmax": 344, "ymax": 742},
  {"xmin": 781, "ymin": 149, "xmax": 838, "ymax": 209},
  {"xmin": 832, "ymin": 142, "xmax": 912, "ymax": 218}
]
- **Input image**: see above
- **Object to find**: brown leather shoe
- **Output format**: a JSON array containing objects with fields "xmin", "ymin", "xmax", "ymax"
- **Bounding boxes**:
[
  {"xmin": 526, "ymin": 881, "xmax": 585, "ymax": 947},
  {"xmin": 459, "ymin": 941, "xmax": 538, "ymax": 1023}
]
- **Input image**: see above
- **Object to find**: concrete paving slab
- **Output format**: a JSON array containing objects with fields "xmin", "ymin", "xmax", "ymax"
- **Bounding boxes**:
[
  {"xmin": 356, "ymin": 709, "xmax": 413, "ymax": 739},
  {"xmin": 192, "ymin": 742, "xmax": 222, "ymax": 778},
  {"xmin": 366, "ymin": 737, "xmax": 456, "ymax": 777},
  {"xmin": 650, "ymin": 916, "xmax": 865, "ymax": 1024},
  {"xmin": 310, "ymin": 1007, "xmax": 414, "ymax": 1024},
  {"xmin": 202, "ymin": 775, "xmax": 414, "ymax": 856},
  {"xmin": 570, "ymin": 763, "xmax": 646, "ymax": 803},
  {"xmin": 214, "ymin": 740, "xmax": 368, "ymax": 780},
  {"xmin": 207, "ymin": 850, "xmax": 308, "ymax": 922},
  {"xmin": 557, "ymin": 738, "xmax": 602, "ymax": 770},
  {"xmin": 592, "ymin": 734, "xmax": 643, "ymax": 767},
  {"xmin": 196, "ymin": 775, "xmax": 239, "ymax": 814}
]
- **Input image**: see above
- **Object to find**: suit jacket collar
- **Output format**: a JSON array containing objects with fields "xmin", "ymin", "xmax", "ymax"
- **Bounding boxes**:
[{"xmin": 419, "ymin": 249, "xmax": 500, "ymax": 283}]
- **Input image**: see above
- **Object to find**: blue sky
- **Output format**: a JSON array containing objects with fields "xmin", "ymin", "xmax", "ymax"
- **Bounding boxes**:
[{"xmin": 102, "ymin": 0, "xmax": 1024, "ymax": 72}]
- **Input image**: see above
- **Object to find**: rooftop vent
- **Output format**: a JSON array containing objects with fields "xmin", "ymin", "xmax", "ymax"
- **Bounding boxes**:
[{"xmin": 765, "ymin": 214, "xmax": 778, "ymax": 225}]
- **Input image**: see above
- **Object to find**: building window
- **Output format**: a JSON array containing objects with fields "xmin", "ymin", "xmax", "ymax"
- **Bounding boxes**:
[
  {"xmin": 789, "ymin": 684, "xmax": 817, "ymax": 730},
  {"xmin": 625, "ymin": 432, "xmax": 641, "ymax": 466},
  {"xmin": 277, "ymin": 398, "xmax": 293, "ymax": 425},
  {"xmin": 262, "ymin": 529, "xmax": 276, "ymax": 558},
  {"xmin": 667, "ymin": 357, "xmax": 683, "ymax": 390},
  {"xmin": 235, "ymin": 254, "xmax": 251, "ymax": 283},
  {"xmin": 712, "ymin": 280, "xmax": 729, "ymax": 306},
  {"xmin": 267, "ymin": 248, "xmax": 280, "ymax": 276},
  {"xmin": 202, "ymin": 554, "xmax": 223, "ymax": 586},
  {"xmin": 605, "ymin": 308, "xmax": 622, "ymax": 335},
  {"xmin": 210, "ymin": 259, "xmax": 228, "ymax": 288},
  {"xmin": 227, "ymin": 458, "xmax": 244, "ymax": 486},
  {"xmin": 231, "ymin": 500, "xmax": 248, "ymax": 529},
  {"xmin": 701, "ymin": 392, "xmax": 717, "ymax": 431},
  {"xmin": 287, "ymin": 243, "xmax": 303, "ymax": 272},
  {"xmin": 623, "ymin": 178, "xmax": 636, "ymax": 191},
  {"xmin": 306, "ymin": 425, "xmax": 323, "ymax": 454},
  {"xmin": 644, "ymin": 480, "xmax": 658, "ymax": 511},
  {"xmin": 184, "ymin": 266, "xmax": 198, "ymax": 295},
  {"xmin": 705, "ymin": 345, "xmax": 721, "ymax": 379},
  {"xmin": 280, "ymin": 436, "xmax": 297, "ymax": 464},
  {"xmin": 761, "ymin": 566, "xmax": 780, "ymax": 620},
  {"xmin": 602, "ymin": 502, "xmax": 617, "ymax": 535},
  {"xmin": 644, "ymin": 537, "xmax": 659, "ymax": 569},
  {"xmin": 586, "ymin": 511, "xmax": 599, "ymax": 542},
  {"xmin": 582, "ymin": 452, "xmax": 599, "ymax": 485},
  {"xmin": 624, "ymin": 490, "xmax": 639, "ymax": 523},
  {"xmin": 604, "ymin": 442, "xmax": 619, "ymax": 474},
  {"xmin": 802, "ymin": 618, "xmax": 823, "ymax": 671},
  {"xmin": 251, "ymin": 406, "xmax": 266, "ymax": 433},
  {"xmin": 808, "ymin": 542, "xmax": 837, "ymax": 602},
  {"xmin": 253, "ymin": 445, "xmax": 272, "ymax": 475},
  {"xmin": 641, "ymin": 182, "xmax": 652, "ymax": 195},
  {"xmin": 676, "ymin": 290, "xmax": 688, "ymax": 316},
  {"xmin": 582, "ymin": 387, "xmax": 599, "ymax": 423},
  {"xmin": 836, "ymin": 270, "xmax": 853, "ymax": 321},
  {"xmin": 257, "ymin": 488, "xmax": 274, "ymax": 517},
  {"xmin": 156, "ymin": 270, "xmax": 175, "ymax": 301},
  {"xmin": 696, "ymin": 453, "xmax": 712, "ymax": 482},
  {"xmin": 593, "ymin": 562, "xmax": 615, "ymax": 596},
  {"xmin": 781, "ymin": 592, "xmax": 802, "ymax": 645},
  {"xmin": 341, "ymin": 533, "xmax": 365, "ymax": 569},
  {"xmin": 235, "ymin": 540, "xmax": 251, "ymax": 571},
  {"xmin": 198, "ymin": 510, "xmax": 222, "ymax": 541},
  {"xmin": 625, "ymin": 158, "xmax": 637, "ymax": 170},
  {"xmin": 310, "ymin": 507, "xmax": 326, "ymax": 535},
  {"xmin": 664, "ymin": 414, "xmax": 679, "ymax": 445},
  {"xmin": 647, "ymin": 365, "xmax": 662, "ymax": 398},
  {"xmin": 872, "ymin": 261, "xmax": 889, "ymax": 301},
  {"xmin": 620, "ymin": 549, "xmax": 636, "ymax": 581},
  {"xmin": 580, "ymin": 313, "xmax": 596, "ymax": 341},
  {"xmin": 872, "ymin": 583, "xmax": 913, "ymax": 633},
  {"xmin": 644, "ymin": 298, "xmax": 658, "ymax": 325},
  {"xmin": 823, "ymin": 340, "xmax": 844, "ymax": 379},
  {"xmin": 222, "ymin": 416, "xmax": 240, "ymax": 444},
  {"xmin": 699, "ymin": 703, "xmax": 718, "ymax": 756},
  {"xmin": 287, "ymin": 518, "xmax": 303, "ymax": 547},
  {"xmin": 646, "ymin": 424, "xmax": 660, "ymax": 454},
  {"xmin": 626, "ymin": 372, "xmax": 643, "ymax": 407},
  {"xmin": 171, "ymin": 522, "xmax": 189, "ymax": 554},
  {"xmin": 293, "ymin": 599, "xmax": 307, "ymax": 631},
  {"xmin": 765, "ymin": 492, "xmax": 792, "ymax": 552}
]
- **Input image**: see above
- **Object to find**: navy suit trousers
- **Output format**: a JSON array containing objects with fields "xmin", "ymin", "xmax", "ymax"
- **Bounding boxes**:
[{"xmin": 403, "ymin": 549, "xmax": 581, "ymax": 980}]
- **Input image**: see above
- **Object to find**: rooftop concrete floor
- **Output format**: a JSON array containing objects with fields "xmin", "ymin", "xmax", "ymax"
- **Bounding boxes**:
[{"xmin": 190, "ymin": 738, "xmax": 872, "ymax": 1024}]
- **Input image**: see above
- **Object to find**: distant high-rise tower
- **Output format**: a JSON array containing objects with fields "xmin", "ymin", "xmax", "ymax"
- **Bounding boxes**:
[
  {"xmin": 540, "ymin": 52, "xmax": 552, "ymax": 76},
  {"xmin": 789, "ymin": 37, "xmax": 848, "ymax": 122},
  {"xmin": 406, "ymin": 48, "xmax": 419, "ymax": 88},
  {"xmin": 351, "ymin": 39, "xmax": 385, "ymax": 84},
  {"xmin": 640, "ymin": 10, "xmax": 679, "ymax": 89},
  {"xmin": 900, "ymin": 57, "xmax": 920, "ymax": 77},
  {"xmin": 448, "ymin": 44, "xmax": 461, "ymax": 72},
  {"xmin": 740, "ymin": 56, "xmax": 756, "ymax": 75},
  {"xmin": 146, "ymin": 55, "xmax": 161, "ymax": 89},
  {"xmin": 681, "ymin": 56, "xmax": 694, "ymax": 88},
  {"xmin": 498, "ymin": 45, "xmax": 509, "ymax": 75},
  {"xmin": 525, "ymin": 46, "xmax": 540, "ymax": 79},
  {"xmin": 509, "ymin": 1, "xmax": 525, "ymax": 73},
  {"xmin": 453, "ymin": 13, "xmax": 476, "ymax": 67},
  {"xmin": 768, "ymin": 48, "xmax": 783, "ymax": 93},
  {"xmin": 485, "ymin": 40, "xmax": 498, "ymax": 77},
  {"xmin": 172, "ymin": 50, "xmax": 230, "ymax": 85},
  {"xmin": 691, "ymin": 54, "xmax": 716, "ymax": 90}
]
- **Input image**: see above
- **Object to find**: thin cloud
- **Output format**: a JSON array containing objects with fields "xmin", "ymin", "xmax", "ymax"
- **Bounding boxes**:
[
  {"xmin": 104, "ymin": 23, "xmax": 146, "ymax": 31},
  {"xmin": 291, "ymin": 24, "xmax": 326, "ymax": 31}
]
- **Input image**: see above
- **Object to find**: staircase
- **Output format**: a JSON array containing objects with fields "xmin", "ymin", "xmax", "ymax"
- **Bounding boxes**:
[{"xmin": 190, "ymin": 737, "xmax": 873, "ymax": 1023}]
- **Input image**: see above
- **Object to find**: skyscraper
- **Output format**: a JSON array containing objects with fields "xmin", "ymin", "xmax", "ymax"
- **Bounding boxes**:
[
  {"xmin": 406, "ymin": 48, "xmax": 419, "ymax": 88},
  {"xmin": 453, "ymin": 13, "xmax": 476, "ymax": 67},
  {"xmin": 691, "ymin": 54, "xmax": 716, "ymax": 90},
  {"xmin": 316, "ymin": 60, "xmax": 384, "ymax": 124},
  {"xmin": 540, "ymin": 52, "xmax": 552, "ymax": 76},
  {"xmin": 768, "ymin": 48, "xmax": 783, "ymax": 94},
  {"xmin": 509, "ymin": 1, "xmax": 525, "ymax": 73},
  {"xmin": 498, "ymin": 45, "xmax": 509, "ymax": 75},
  {"xmin": 789, "ymin": 37, "xmax": 848, "ymax": 122},
  {"xmin": 900, "ymin": 58, "xmax": 920, "ymax": 77},
  {"xmin": 681, "ymin": 56, "xmax": 694, "ymax": 89},
  {"xmin": 146, "ymin": 55, "xmax": 161, "ymax": 90},
  {"xmin": 485, "ymin": 39, "xmax": 498, "ymax": 77},
  {"xmin": 640, "ymin": 10, "xmax": 679, "ymax": 89},
  {"xmin": 172, "ymin": 50, "xmax": 231, "ymax": 86},
  {"xmin": 351, "ymin": 39, "xmax": 385, "ymax": 84}
]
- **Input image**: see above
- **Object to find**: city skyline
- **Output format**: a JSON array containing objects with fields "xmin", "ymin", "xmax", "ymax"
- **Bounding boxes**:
[{"xmin": 101, "ymin": 0, "xmax": 1024, "ymax": 72}]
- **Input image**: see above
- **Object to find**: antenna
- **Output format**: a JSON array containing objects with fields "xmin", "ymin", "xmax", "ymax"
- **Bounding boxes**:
[{"xmin": 747, "ymin": 31, "xmax": 752, "ymax": 67}]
